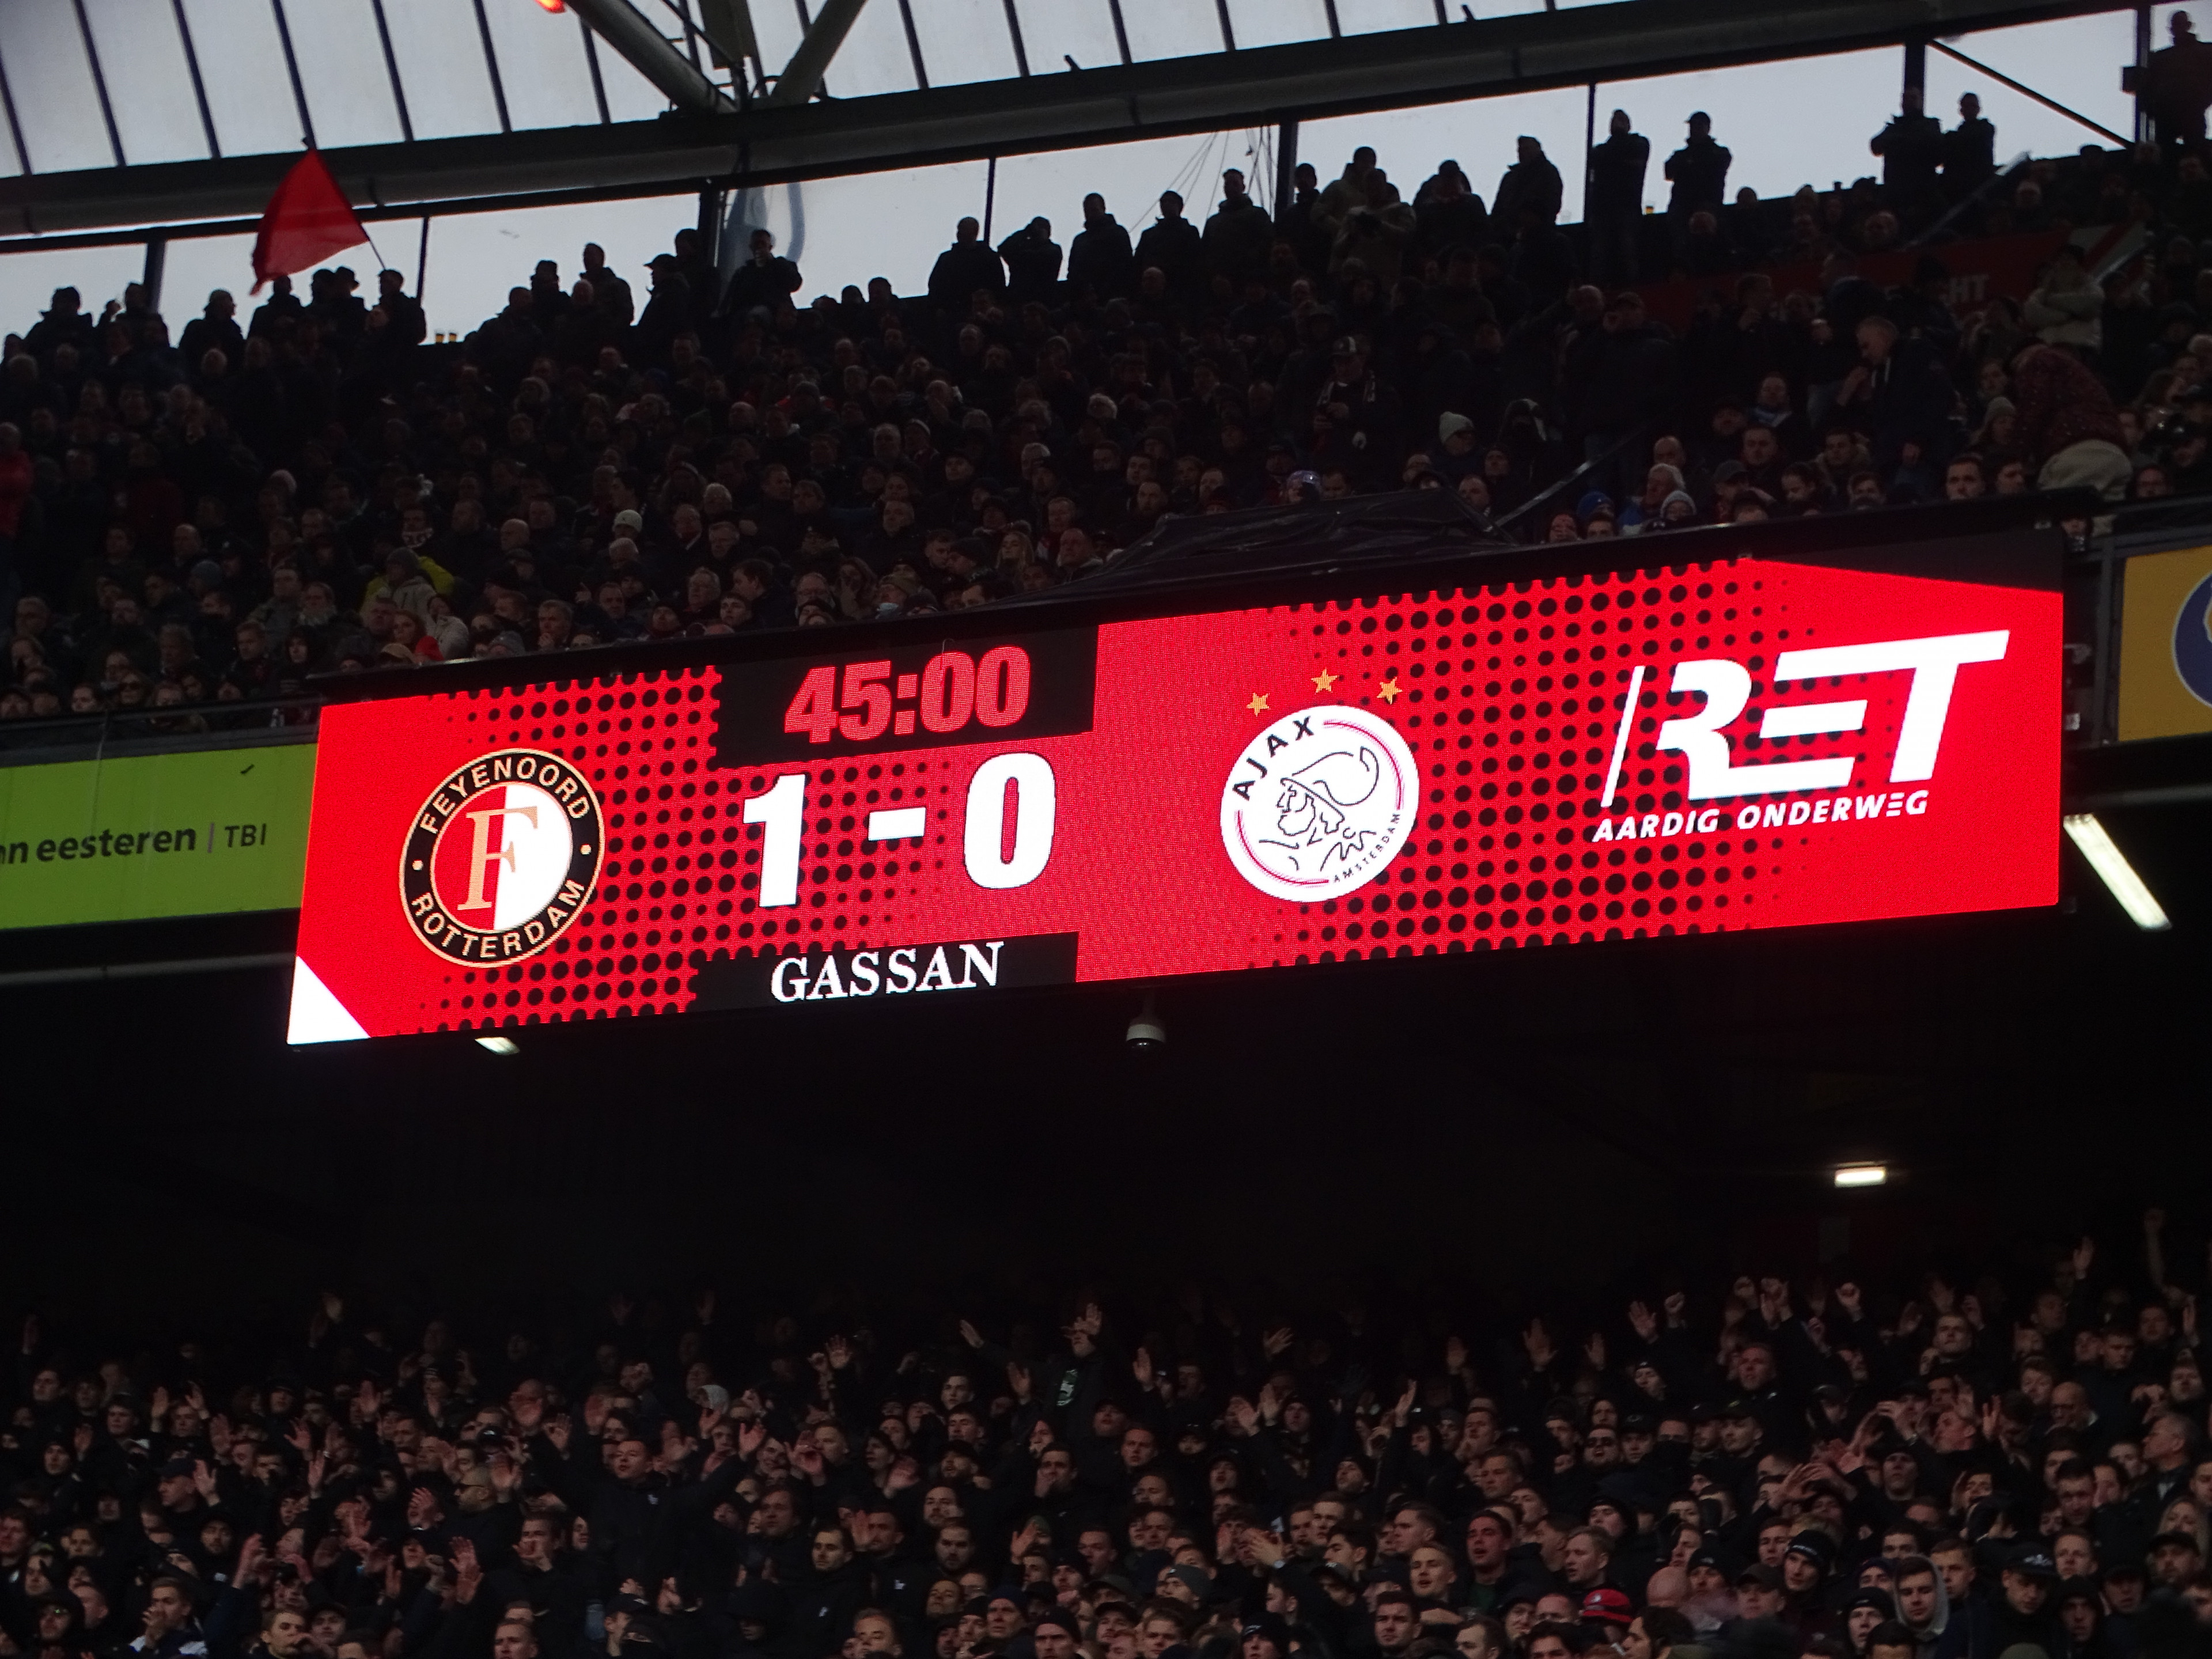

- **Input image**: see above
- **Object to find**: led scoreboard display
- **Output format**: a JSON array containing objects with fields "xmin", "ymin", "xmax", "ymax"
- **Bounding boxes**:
[{"xmin": 287, "ymin": 534, "xmax": 2060, "ymax": 1044}]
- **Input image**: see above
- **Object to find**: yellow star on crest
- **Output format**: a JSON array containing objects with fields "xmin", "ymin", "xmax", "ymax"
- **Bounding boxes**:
[
  {"xmin": 1245, "ymin": 691, "xmax": 1270, "ymax": 715},
  {"xmin": 1312, "ymin": 668, "xmax": 1340, "ymax": 692},
  {"xmin": 1377, "ymin": 676, "xmax": 1402, "ymax": 703}
]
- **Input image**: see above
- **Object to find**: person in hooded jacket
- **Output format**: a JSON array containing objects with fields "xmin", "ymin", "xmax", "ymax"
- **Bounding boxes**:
[{"xmin": 1895, "ymin": 1556, "xmax": 1968, "ymax": 1659}]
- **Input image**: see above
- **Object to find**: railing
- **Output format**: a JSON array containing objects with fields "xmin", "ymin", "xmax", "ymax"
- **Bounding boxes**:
[{"xmin": 0, "ymin": 698, "xmax": 320, "ymax": 760}]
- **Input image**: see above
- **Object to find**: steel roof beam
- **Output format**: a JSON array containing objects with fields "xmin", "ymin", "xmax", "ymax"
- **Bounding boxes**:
[
  {"xmin": 566, "ymin": 0, "xmax": 736, "ymax": 114},
  {"xmin": 0, "ymin": 0, "xmax": 2133, "ymax": 237}
]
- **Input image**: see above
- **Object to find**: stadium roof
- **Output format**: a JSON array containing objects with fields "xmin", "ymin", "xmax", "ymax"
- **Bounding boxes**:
[{"xmin": 0, "ymin": 0, "xmax": 2139, "ymax": 241}]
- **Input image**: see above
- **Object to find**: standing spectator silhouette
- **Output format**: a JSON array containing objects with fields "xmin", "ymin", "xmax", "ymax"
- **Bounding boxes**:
[{"xmin": 1586, "ymin": 110, "xmax": 1651, "ymax": 285}]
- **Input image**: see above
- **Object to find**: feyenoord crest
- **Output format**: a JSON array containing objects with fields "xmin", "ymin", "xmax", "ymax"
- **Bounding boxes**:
[
  {"xmin": 1220, "ymin": 703, "xmax": 1417, "ymax": 901},
  {"xmin": 400, "ymin": 749, "xmax": 604, "ymax": 964}
]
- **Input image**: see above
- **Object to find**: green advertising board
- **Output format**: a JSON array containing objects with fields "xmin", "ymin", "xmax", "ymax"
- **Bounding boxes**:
[{"xmin": 0, "ymin": 741, "xmax": 315, "ymax": 929}]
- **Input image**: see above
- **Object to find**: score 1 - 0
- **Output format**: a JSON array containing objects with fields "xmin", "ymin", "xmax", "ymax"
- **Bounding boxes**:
[{"xmin": 740, "ymin": 752, "xmax": 1058, "ymax": 906}]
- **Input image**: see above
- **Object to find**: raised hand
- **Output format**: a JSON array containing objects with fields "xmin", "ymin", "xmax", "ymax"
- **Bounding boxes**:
[
  {"xmin": 1132, "ymin": 1347, "xmax": 1156, "ymax": 1391},
  {"xmin": 1627, "ymin": 1302, "xmax": 1658, "ymax": 1344},
  {"xmin": 451, "ymin": 1537, "xmax": 482, "ymax": 1604},
  {"xmin": 1664, "ymin": 1291, "xmax": 1687, "ymax": 1327},
  {"xmin": 825, "ymin": 1335, "xmax": 854, "ymax": 1371},
  {"xmin": 1392, "ymin": 1380, "xmax": 1418, "ymax": 1429},
  {"xmin": 959, "ymin": 1319, "xmax": 985, "ymax": 1350},
  {"xmin": 1584, "ymin": 1332, "xmax": 1607, "ymax": 1372},
  {"xmin": 1262, "ymin": 1326, "xmax": 1294, "ymax": 1360}
]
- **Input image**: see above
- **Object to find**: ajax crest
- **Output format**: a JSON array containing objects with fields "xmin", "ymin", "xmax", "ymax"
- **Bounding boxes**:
[
  {"xmin": 1219, "ymin": 704, "xmax": 1416, "ymax": 900},
  {"xmin": 400, "ymin": 749, "xmax": 604, "ymax": 964}
]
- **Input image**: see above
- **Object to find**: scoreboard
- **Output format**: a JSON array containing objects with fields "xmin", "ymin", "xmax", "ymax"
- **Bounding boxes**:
[{"xmin": 287, "ymin": 533, "xmax": 2060, "ymax": 1043}]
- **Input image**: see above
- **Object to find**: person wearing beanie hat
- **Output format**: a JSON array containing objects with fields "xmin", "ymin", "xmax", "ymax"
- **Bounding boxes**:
[
  {"xmin": 1031, "ymin": 1611, "xmax": 1080, "ymax": 1659},
  {"xmin": 1241, "ymin": 1613, "xmax": 1293, "ymax": 1659},
  {"xmin": 1844, "ymin": 1589, "xmax": 1897, "ymax": 1654}
]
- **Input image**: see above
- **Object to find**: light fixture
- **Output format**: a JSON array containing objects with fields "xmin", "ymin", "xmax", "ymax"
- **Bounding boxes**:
[
  {"xmin": 2062, "ymin": 813, "xmax": 2171, "ymax": 931},
  {"xmin": 533, "ymin": 0, "xmax": 567, "ymax": 12},
  {"xmin": 1833, "ymin": 1164, "xmax": 1888, "ymax": 1188},
  {"xmin": 476, "ymin": 1035, "xmax": 520, "ymax": 1055}
]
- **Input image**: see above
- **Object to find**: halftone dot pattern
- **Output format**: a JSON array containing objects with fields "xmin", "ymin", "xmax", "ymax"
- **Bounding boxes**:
[
  {"xmin": 419, "ymin": 667, "xmax": 725, "ymax": 1031},
  {"xmin": 1263, "ymin": 558, "xmax": 1855, "ymax": 963},
  {"xmin": 415, "ymin": 665, "xmax": 982, "ymax": 1032},
  {"xmin": 374, "ymin": 553, "xmax": 2001, "ymax": 1034}
]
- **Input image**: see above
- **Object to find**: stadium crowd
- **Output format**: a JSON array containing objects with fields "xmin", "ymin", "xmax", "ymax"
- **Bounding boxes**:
[
  {"xmin": 5, "ymin": 67, "xmax": 2212, "ymax": 721},
  {"xmin": 9, "ymin": 1220, "xmax": 2212, "ymax": 1659}
]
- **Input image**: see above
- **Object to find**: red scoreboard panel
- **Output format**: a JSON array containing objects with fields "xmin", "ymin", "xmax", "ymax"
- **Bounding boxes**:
[{"xmin": 287, "ymin": 536, "xmax": 2060, "ymax": 1043}]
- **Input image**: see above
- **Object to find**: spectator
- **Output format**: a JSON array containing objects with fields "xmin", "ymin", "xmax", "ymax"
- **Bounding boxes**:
[
  {"xmin": 926, "ymin": 217, "xmax": 1004, "ymax": 316},
  {"xmin": 1870, "ymin": 86, "xmax": 1946, "ymax": 228},
  {"xmin": 1202, "ymin": 169, "xmax": 1275, "ymax": 289},
  {"xmin": 724, "ymin": 229, "xmax": 803, "ymax": 320},
  {"xmin": 1134, "ymin": 191, "xmax": 1204, "ymax": 300},
  {"xmin": 995, "ymin": 217, "xmax": 1063, "ymax": 304},
  {"xmin": 1494, "ymin": 137, "xmax": 1566, "ymax": 230},
  {"xmin": 1587, "ymin": 111, "xmax": 1652, "ymax": 285},
  {"xmin": 1665, "ymin": 112, "xmax": 1733, "ymax": 223},
  {"xmin": 2024, "ymin": 245, "xmax": 2104, "ymax": 353},
  {"xmin": 1067, "ymin": 193, "xmax": 1133, "ymax": 298},
  {"xmin": 2142, "ymin": 12, "xmax": 2212, "ymax": 150},
  {"xmin": 1945, "ymin": 93, "xmax": 1999, "ymax": 202}
]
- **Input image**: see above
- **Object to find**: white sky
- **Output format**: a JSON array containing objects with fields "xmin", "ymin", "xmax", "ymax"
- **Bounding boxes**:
[{"xmin": 0, "ymin": 7, "xmax": 2167, "ymax": 341}]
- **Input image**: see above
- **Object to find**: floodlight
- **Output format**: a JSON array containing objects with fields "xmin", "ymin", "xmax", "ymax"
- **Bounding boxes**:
[{"xmin": 2062, "ymin": 813, "xmax": 2171, "ymax": 931}]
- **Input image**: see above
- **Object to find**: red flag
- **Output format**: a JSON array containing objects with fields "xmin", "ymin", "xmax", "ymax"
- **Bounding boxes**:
[{"xmin": 250, "ymin": 149, "xmax": 368, "ymax": 294}]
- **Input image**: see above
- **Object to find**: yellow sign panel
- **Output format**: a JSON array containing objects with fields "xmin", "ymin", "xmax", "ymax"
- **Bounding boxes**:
[{"xmin": 2119, "ymin": 543, "xmax": 2212, "ymax": 742}]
